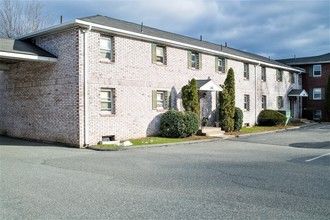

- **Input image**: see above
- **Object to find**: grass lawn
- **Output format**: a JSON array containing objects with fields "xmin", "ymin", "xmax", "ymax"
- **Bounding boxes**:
[
  {"xmin": 94, "ymin": 135, "xmax": 214, "ymax": 149},
  {"xmin": 226, "ymin": 125, "xmax": 295, "ymax": 136}
]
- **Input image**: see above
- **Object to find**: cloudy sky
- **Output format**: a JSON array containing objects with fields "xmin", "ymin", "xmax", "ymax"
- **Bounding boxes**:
[{"xmin": 40, "ymin": 0, "xmax": 329, "ymax": 59}]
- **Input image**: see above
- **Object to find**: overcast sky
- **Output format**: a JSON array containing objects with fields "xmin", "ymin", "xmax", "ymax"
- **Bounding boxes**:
[{"xmin": 41, "ymin": 0, "xmax": 329, "ymax": 59}]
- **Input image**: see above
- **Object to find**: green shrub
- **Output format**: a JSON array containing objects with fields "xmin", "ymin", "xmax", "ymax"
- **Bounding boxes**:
[
  {"xmin": 160, "ymin": 110, "xmax": 199, "ymax": 138},
  {"xmin": 234, "ymin": 107, "xmax": 243, "ymax": 131},
  {"xmin": 257, "ymin": 110, "xmax": 286, "ymax": 126}
]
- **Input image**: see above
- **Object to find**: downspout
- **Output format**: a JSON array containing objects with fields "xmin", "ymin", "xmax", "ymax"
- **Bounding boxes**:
[
  {"xmin": 255, "ymin": 63, "xmax": 261, "ymax": 125},
  {"xmin": 83, "ymin": 25, "xmax": 92, "ymax": 147}
]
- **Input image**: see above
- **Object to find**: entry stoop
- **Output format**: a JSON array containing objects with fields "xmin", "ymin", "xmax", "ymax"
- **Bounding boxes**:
[{"xmin": 200, "ymin": 127, "xmax": 225, "ymax": 137}]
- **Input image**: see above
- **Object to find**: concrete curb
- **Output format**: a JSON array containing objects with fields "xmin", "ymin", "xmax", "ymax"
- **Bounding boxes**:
[{"xmin": 86, "ymin": 123, "xmax": 320, "ymax": 151}]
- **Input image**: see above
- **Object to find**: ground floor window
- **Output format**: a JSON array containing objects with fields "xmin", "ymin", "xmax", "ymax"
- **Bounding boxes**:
[
  {"xmin": 261, "ymin": 95, "xmax": 267, "ymax": 109},
  {"xmin": 313, "ymin": 110, "xmax": 322, "ymax": 120},
  {"xmin": 277, "ymin": 96, "xmax": 284, "ymax": 109},
  {"xmin": 100, "ymin": 88, "xmax": 115, "ymax": 113},
  {"xmin": 244, "ymin": 94, "xmax": 250, "ymax": 111},
  {"xmin": 152, "ymin": 90, "xmax": 169, "ymax": 110}
]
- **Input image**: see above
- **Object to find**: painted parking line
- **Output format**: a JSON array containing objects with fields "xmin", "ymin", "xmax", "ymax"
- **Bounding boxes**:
[{"xmin": 305, "ymin": 153, "xmax": 330, "ymax": 162}]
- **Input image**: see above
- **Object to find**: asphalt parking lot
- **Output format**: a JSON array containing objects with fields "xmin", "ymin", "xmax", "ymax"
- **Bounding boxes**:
[{"xmin": 0, "ymin": 123, "xmax": 329, "ymax": 219}]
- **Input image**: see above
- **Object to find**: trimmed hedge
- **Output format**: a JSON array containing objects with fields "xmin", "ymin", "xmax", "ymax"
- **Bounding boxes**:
[
  {"xmin": 257, "ymin": 109, "xmax": 286, "ymax": 126},
  {"xmin": 234, "ymin": 107, "xmax": 243, "ymax": 131},
  {"xmin": 160, "ymin": 110, "xmax": 199, "ymax": 138}
]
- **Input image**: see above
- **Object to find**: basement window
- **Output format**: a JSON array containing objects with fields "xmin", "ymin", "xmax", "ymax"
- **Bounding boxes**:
[{"xmin": 102, "ymin": 135, "xmax": 116, "ymax": 142}]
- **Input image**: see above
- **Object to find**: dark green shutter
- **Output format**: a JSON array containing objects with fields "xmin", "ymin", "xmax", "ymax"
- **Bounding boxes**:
[
  {"xmin": 151, "ymin": 44, "xmax": 156, "ymax": 63},
  {"xmin": 309, "ymin": 66, "xmax": 313, "ymax": 77},
  {"xmin": 187, "ymin": 51, "xmax": 192, "ymax": 68},
  {"xmin": 165, "ymin": 91, "xmax": 170, "ymax": 109},
  {"xmin": 152, "ymin": 90, "xmax": 157, "ymax": 109},
  {"xmin": 215, "ymin": 57, "xmax": 218, "ymax": 72},
  {"xmin": 309, "ymin": 88, "xmax": 313, "ymax": 100},
  {"xmin": 321, "ymin": 88, "xmax": 325, "ymax": 100}
]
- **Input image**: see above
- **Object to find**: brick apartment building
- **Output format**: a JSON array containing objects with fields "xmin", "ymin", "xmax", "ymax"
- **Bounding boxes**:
[
  {"xmin": 278, "ymin": 53, "xmax": 330, "ymax": 121},
  {"xmin": 0, "ymin": 15, "xmax": 303, "ymax": 147}
]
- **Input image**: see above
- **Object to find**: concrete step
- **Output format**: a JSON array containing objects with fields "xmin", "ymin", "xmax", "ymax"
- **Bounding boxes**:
[{"xmin": 201, "ymin": 127, "xmax": 225, "ymax": 137}]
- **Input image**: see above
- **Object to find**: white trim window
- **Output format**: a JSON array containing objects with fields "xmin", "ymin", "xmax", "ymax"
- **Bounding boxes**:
[
  {"xmin": 313, "ymin": 88, "xmax": 322, "ymax": 100},
  {"xmin": 313, "ymin": 65, "xmax": 321, "ymax": 77},
  {"xmin": 276, "ymin": 69, "xmax": 283, "ymax": 82},
  {"xmin": 289, "ymin": 72, "xmax": 295, "ymax": 83},
  {"xmin": 216, "ymin": 57, "xmax": 225, "ymax": 73},
  {"xmin": 261, "ymin": 95, "xmax": 267, "ymax": 109},
  {"xmin": 152, "ymin": 44, "xmax": 166, "ymax": 64},
  {"xmin": 244, "ymin": 63, "xmax": 249, "ymax": 80},
  {"xmin": 244, "ymin": 94, "xmax": 250, "ymax": 111},
  {"xmin": 100, "ymin": 88, "xmax": 115, "ymax": 113},
  {"xmin": 188, "ymin": 51, "xmax": 202, "ymax": 70},
  {"xmin": 261, "ymin": 66, "xmax": 266, "ymax": 81},
  {"xmin": 100, "ymin": 36, "xmax": 113, "ymax": 61},
  {"xmin": 152, "ymin": 90, "xmax": 169, "ymax": 110},
  {"xmin": 277, "ymin": 96, "xmax": 284, "ymax": 109}
]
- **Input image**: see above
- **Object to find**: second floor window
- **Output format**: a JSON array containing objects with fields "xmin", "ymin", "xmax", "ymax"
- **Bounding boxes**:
[
  {"xmin": 289, "ymin": 72, "xmax": 295, "ymax": 83},
  {"xmin": 313, "ymin": 65, "xmax": 321, "ymax": 77},
  {"xmin": 312, "ymin": 88, "xmax": 324, "ymax": 100},
  {"xmin": 276, "ymin": 69, "xmax": 283, "ymax": 82},
  {"xmin": 261, "ymin": 66, "xmax": 266, "ymax": 81},
  {"xmin": 152, "ymin": 44, "xmax": 167, "ymax": 64},
  {"xmin": 100, "ymin": 36, "xmax": 113, "ymax": 61},
  {"xmin": 216, "ymin": 57, "xmax": 225, "ymax": 73},
  {"xmin": 188, "ymin": 51, "xmax": 201, "ymax": 69},
  {"xmin": 244, "ymin": 63, "xmax": 249, "ymax": 79}
]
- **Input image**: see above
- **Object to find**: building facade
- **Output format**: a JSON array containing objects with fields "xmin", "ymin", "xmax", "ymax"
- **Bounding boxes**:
[
  {"xmin": 278, "ymin": 53, "xmax": 330, "ymax": 121},
  {"xmin": 0, "ymin": 15, "xmax": 302, "ymax": 147}
]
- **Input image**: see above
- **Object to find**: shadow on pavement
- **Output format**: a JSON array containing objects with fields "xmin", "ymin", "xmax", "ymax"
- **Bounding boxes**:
[
  {"xmin": 0, "ymin": 136, "xmax": 73, "ymax": 148},
  {"xmin": 289, "ymin": 141, "xmax": 330, "ymax": 149}
]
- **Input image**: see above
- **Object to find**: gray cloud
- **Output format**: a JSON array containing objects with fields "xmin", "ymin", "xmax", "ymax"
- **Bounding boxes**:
[{"xmin": 42, "ymin": 0, "xmax": 330, "ymax": 59}]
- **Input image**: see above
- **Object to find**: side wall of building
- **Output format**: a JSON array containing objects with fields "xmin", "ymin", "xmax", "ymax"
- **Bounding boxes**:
[{"xmin": 0, "ymin": 29, "xmax": 81, "ymax": 146}]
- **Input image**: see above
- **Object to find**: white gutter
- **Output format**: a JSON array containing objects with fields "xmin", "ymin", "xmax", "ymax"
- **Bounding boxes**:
[
  {"xmin": 75, "ymin": 19, "xmax": 300, "ymax": 72},
  {"xmin": 0, "ymin": 51, "xmax": 57, "ymax": 62},
  {"xmin": 83, "ymin": 25, "xmax": 92, "ymax": 147}
]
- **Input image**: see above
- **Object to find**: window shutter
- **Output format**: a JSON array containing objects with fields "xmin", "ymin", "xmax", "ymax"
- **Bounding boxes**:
[
  {"xmin": 187, "ymin": 51, "xmax": 192, "ymax": 68},
  {"xmin": 225, "ymin": 58, "xmax": 228, "ymax": 73},
  {"xmin": 198, "ymin": 53, "xmax": 202, "ymax": 70},
  {"xmin": 321, "ymin": 88, "xmax": 325, "ymax": 100},
  {"xmin": 152, "ymin": 90, "xmax": 157, "ymax": 109},
  {"xmin": 165, "ymin": 91, "xmax": 170, "ymax": 109},
  {"xmin": 151, "ymin": 44, "xmax": 156, "ymax": 63},
  {"xmin": 309, "ymin": 88, "xmax": 313, "ymax": 100},
  {"xmin": 215, "ymin": 57, "xmax": 218, "ymax": 72},
  {"xmin": 163, "ymin": 47, "xmax": 167, "ymax": 65},
  {"xmin": 309, "ymin": 66, "xmax": 313, "ymax": 77}
]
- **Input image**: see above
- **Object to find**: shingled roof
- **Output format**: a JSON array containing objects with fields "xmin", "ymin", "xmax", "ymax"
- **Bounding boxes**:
[{"xmin": 277, "ymin": 53, "xmax": 330, "ymax": 65}]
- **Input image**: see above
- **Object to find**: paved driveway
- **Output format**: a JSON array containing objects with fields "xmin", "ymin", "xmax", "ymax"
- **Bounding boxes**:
[{"xmin": 1, "ymin": 124, "xmax": 329, "ymax": 219}]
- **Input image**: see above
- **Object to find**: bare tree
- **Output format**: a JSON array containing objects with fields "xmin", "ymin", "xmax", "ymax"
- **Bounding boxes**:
[{"xmin": 0, "ymin": 0, "xmax": 52, "ymax": 38}]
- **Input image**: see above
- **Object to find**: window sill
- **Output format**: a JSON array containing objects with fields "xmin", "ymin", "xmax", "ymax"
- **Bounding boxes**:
[
  {"xmin": 153, "ymin": 62, "xmax": 167, "ymax": 66},
  {"xmin": 100, "ymin": 59, "xmax": 114, "ymax": 64},
  {"xmin": 100, "ymin": 112, "xmax": 115, "ymax": 117}
]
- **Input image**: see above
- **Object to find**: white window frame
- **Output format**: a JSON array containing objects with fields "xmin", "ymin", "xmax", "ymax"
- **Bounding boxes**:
[
  {"xmin": 289, "ymin": 72, "xmax": 295, "ymax": 83},
  {"xmin": 313, "ymin": 65, "xmax": 321, "ymax": 77},
  {"xmin": 157, "ymin": 91, "xmax": 166, "ymax": 109},
  {"xmin": 313, "ymin": 110, "xmax": 322, "ymax": 120},
  {"xmin": 156, "ymin": 45, "xmax": 165, "ymax": 64},
  {"xmin": 191, "ymin": 52, "xmax": 197, "ymax": 69},
  {"xmin": 100, "ymin": 36, "xmax": 113, "ymax": 61},
  {"xmin": 261, "ymin": 66, "xmax": 266, "ymax": 81},
  {"xmin": 100, "ymin": 88, "xmax": 114, "ymax": 113},
  {"xmin": 313, "ymin": 88, "xmax": 322, "ymax": 100},
  {"xmin": 276, "ymin": 69, "xmax": 283, "ymax": 82},
  {"xmin": 216, "ymin": 57, "xmax": 225, "ymax": 72},
  {"xmin": 244, "ymin": 94, "xmax": 250, "ymax": 111},
  {"xmin": 261, "ymin": 95, "xmax": 267, "ymax": 109},
  {"xmin": 244, "ymin": 63, "xmax": 249, "ymax": 80}
]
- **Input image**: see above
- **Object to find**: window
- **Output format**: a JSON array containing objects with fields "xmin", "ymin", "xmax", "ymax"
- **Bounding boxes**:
[
  {"xmin": 261, "ymin": 95, "xmax": 267, "ymax": 109},
  {"xmin": 244, "ymin": 94, "xmax": 250, "ymax": 111},
  {"xmin": 216, "ymin": 57, "xmax": 225, "ymax": 73},
  {"xmin": 100, "ymin": 36, "xmax": 113, "ymax": 61},
  {"xmin": 100, "ymin": 88, "xmax": 114, "ymax": 113},
  {"xmin": 261, "ymin": 67, "xmax": 266, "ymax": 81},
  {"xmin": 313, "ymin": 88, "xmax": 322, "ymax": 100},
  {"xmin": 152, "ymin": 90, "xmax": 169, "ymax": 110},
  {"xmin": 244, "ymin": 63, "xmax": 249, "ymax": 79},
  {"xmin": 313, "ymin": 65, "xmax": 321, "ymax": 77},
  {"xmin": 277, "ymin": 96, "xmax": 284, "ymax": 109},
  {"xmin": 276, "ymin": 69, "xmax": 283, "ymax": 82},
  {"xmin": 152, "ymin": 44, "xmax": 166, "ymax": 64},
  {"xmin": 313, "ymin": 110, "xmax": 322, "ymax": 120},
  {"xmin": 188, "ymin": 51, "xmax": 202, "ymax": 69},
  {"xmin": 289, "ymin": 72, "xmax": 295, "ymax": 83}
]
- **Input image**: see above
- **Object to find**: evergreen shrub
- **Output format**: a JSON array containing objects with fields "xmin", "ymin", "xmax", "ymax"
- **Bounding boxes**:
[
  {"xmin": 257, "ymin": 110, "xmax": 286, "ymax": 126},
  {"xmin": 234, "ymin": 107, "xmax": 243, "ymax": 131}
]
